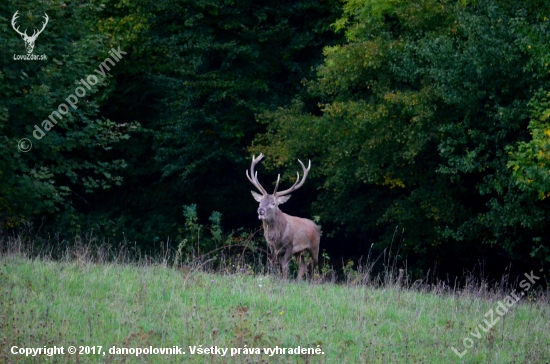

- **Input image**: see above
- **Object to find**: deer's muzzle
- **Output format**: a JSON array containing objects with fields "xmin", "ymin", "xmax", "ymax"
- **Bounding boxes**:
[{"xmin": 258, "ymin": 208, "xmax": 266, "ymax": 219}]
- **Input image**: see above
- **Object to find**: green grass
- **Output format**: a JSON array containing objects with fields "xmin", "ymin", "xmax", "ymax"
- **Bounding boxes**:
[{"xmin": 1, "ymin": 255, "xmax": 549, "ymax": 363}]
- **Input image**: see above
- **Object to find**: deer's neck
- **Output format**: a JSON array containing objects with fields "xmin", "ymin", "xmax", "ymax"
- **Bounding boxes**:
[{"xmin": 262, "ymin": 208, "xmax": 287, "ymax": 242}]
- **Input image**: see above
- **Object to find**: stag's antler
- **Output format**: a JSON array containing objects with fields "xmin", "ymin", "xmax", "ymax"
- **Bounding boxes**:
[
  {"xmin": 246, "ymin": 154, "xmax": 268, "ymax": 196},
  {"xmin": 274, "ymin": 159, "xmax": 311, "ymax": 197},
  {"xmin": 11, "ymin": 11, "xmax": 49, "ymax": 40},
  {"xmin": 11, "ymin": 11, "xmax": 26, "ymax": 38},
  {"xmin": 33, "ymin": 13, "xmax": 49, "ymax": 39}
]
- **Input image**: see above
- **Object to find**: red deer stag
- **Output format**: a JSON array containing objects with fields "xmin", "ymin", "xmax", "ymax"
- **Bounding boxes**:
[{"xmin": 246, "ymin": 154, "xmax": 320, "ymax": 280}]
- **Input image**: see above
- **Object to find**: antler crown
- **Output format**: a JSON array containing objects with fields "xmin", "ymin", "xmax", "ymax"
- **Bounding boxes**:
[{"xmin": 246, "ymin": 154, "xmax": 311, "ymax": 197}]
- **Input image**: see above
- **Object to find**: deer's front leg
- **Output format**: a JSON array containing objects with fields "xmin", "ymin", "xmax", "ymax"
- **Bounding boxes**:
[
  {"xmin": 267, "ymin": 244, "xmax": 277, "ymax": 272},
  {"xmin": 280, "ymin": 248, "xmax": 293, "ymax": 279},
  {"xmin": 296, "ymin": 253, "xmax": 307, "ymax": 280}
]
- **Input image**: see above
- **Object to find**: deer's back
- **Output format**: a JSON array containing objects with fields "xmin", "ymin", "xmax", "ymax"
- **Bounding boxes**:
[{"xmin": 282, "ymin": 213, "xmax": 320, "ymax": 254}]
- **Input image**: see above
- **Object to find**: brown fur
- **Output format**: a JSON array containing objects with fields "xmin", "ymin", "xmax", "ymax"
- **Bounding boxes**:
[
  {"xmin": 261, "ymin": 209, "xmax": 320, "ymax": 280},
  {"xmin": 247, "ymin": 154, "xmax": 320, "ymax": 280}
]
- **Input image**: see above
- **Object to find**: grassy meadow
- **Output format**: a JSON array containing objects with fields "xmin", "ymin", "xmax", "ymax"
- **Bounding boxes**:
[{"xmin": 1, "ymin": 241, "xmax": 549, "ymax": 364}]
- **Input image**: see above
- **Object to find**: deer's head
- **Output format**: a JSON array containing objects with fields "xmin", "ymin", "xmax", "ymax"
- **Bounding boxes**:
[
  {"xmin": 246, "ymin": 154, "xmax": 311, "ymax": 221},
  {"xmin": 11, "ymin": 11, "xmax": 49, "ymax": 54}
]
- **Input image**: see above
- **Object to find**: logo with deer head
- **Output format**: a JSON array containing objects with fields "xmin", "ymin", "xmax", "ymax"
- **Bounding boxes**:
[{"xmin": 11, "ymin": 11, "xmax": 49, "ymax": 54}]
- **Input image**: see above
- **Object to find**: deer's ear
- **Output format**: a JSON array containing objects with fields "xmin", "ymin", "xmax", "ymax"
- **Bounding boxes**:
[
  {"xmin": 277, "ymin": 195, "xmax": 291, "ymax": 204},
  {"xmin": 251, "ymin": 191, "xmax": 263, "ymax": 202}
]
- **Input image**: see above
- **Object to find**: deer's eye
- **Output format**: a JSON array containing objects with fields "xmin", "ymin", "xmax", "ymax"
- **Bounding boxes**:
[{"xmin": 271, "ymin": 202, "xmax": 275, "ymax": 206}]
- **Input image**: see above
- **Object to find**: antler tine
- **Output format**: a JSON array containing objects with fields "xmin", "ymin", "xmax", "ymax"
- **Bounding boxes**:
[
  {"xmin": 11, "ymin": 11, "xmax": 27, "ymax": 37},
  {"xmin": 37, "ymin": 13, "xmax": 49, "ymax": 35},
  {"xmin": 274, "ymin": 171, "xmax": 301, "ymax": 197},
  {"xmin": 30, "ymin": 13, "xmax": 49, "ymax": 39},
  {"xmin": 273, "ymin": 174, "xmax": 280, "ymax": 195},
  {"xmin": 246, "ymin": 154, "xmax": 267, "ymax": 195},
  {"xmin": 275, "ymin": 159, "xmax": 311, "ymax": 197},
  {"xmin": 246, "ymin": 168, "xmax": 264, "ymax": 193}
]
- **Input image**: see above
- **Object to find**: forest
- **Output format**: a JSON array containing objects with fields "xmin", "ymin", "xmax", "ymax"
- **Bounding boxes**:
[{"xmin": 2, "ymin": 0, "xmax": 550, "ymax": 280}]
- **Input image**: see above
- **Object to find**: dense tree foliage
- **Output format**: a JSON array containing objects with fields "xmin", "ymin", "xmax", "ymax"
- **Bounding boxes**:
[
  {"xmin": 1, "ymin": 0, "xmax": 549, "ymax": 276},
  {"xmin": 253, "ymin": 0, "xmax": 550, "ymax": 273},
  {"xmin": 1, "ymin": 0, "xmax": 139, "ymax": 231},
  {"xmin": 1, "ymin": 0, "xmax": 341, "ymax": 245}
]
